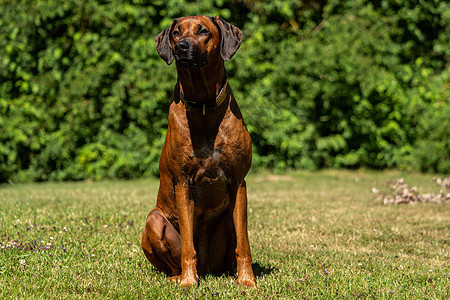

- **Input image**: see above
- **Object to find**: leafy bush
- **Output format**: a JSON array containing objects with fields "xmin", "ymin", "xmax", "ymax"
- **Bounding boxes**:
[
  {"xmin": 234, "ymin": 0, "xmax": 449, "ymax": 172},
  {"xmin": 0, "ymin": 0, "xmax": 448, "ymax": 182},
  {"xmin": 412, "ymin": 70, "xmax": 450, "ymax": 173}
]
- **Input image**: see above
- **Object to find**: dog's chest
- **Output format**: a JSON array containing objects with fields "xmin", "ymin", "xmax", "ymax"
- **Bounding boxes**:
[
  {"xmin": 167, "ymin": 104, "xmax": 249, "ymax": 219},
  {"xmin": 185, "ymin": 141, "xmax": 233, "ymax": 220}
]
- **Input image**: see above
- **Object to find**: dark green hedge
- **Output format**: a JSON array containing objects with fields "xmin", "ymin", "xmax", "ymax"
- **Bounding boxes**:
[{"xmin": 1, "ymin": 0, "xmax": 449, "ymax": 182}]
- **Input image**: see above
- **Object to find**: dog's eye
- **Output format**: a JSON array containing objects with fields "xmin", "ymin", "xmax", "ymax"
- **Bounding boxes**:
[
  {"xmin": 198, "ymin": 28, "xmax": 210, "ymax": 35},
  {"xmin": 172, "ymin": 30, "xmax": 180, "ymax": 37}
]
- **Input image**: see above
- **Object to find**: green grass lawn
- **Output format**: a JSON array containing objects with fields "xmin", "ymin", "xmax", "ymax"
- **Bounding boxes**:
[{"xmin": 0, "ymin": 170, "xmax": 448, "ymax": 299}]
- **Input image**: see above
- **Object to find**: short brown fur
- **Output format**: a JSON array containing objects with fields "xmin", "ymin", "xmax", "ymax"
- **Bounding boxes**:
[{"xmin": 141, "ymin": 15, "xmax": 256, "ymax": 288}]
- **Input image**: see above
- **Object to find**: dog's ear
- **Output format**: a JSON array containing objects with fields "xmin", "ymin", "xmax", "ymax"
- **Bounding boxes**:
[
  {"xmin": 155, "ymin": 19, "xmax": 179, "ymax": 65},
  {"xmin": 213, "ymin": 16, "xmax": 242, "ymax": 61}
]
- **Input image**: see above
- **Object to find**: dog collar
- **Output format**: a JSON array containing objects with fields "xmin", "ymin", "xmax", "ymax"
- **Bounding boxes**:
[{"xmin": 179, "ymin": 79, "xmax": 229, "ymax": 115}]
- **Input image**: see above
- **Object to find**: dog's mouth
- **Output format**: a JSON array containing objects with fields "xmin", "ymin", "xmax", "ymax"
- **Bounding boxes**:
[
  {"xmin": 174, "ymin": 49, "xmax": 208, "ymax": 68},
  {"xmin": 175, "ymin": 57, "xmax": 208, "ymax": 68}
]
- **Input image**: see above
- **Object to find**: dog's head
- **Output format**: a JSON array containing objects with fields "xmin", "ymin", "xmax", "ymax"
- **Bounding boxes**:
[{"xmin": 155, "ymin": 15, "xmax": 242, "ymax": 67}]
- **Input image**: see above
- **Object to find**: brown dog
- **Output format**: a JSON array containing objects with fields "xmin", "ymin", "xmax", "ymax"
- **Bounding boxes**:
[{"xmin": 141, "ymin": 16, "xmax": 256, "ymax": 288}]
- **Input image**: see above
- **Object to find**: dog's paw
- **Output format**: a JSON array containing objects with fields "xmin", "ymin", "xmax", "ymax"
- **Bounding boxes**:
[
  {"xmin": 179, "ymin": 275, "xmax": 199, "ymax": 288},
  {"xmin": 237, "ymin": 275, "xmax": 257, "ymax": 288},
  {"xmin": 167, "ymin": 275, "xmax": 182, "ymax": 284}
]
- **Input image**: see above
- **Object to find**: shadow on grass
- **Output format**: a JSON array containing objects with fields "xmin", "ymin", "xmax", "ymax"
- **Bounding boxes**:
[
  {"xmin": 252, "ymin": 261, "xmax": 278, "ymax": 277},
  {"xmin": 147, "ymin": 260, "xmax": 277, "ymax": 282}
]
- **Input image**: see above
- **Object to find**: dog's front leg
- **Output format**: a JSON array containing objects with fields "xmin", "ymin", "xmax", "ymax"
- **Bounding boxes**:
[
  {"xmin": 232, "ymin": 180, "xmax": 257, "ymax": 287},
  {"xmin": 175, "ymin": 182, "xmax": 199, "ymax": 287}
]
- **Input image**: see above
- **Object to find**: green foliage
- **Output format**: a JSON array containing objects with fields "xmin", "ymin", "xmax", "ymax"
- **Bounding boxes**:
[
  {"xmin": 0, "ymin": 0, "xmax": 449, "ymax": 182},
  {"xmin": 414, "ymin": 87, "xmax": 450, "ymax": 173},
  {"xmin": 233, "ymin": 0, "xmax": 449, "ymax": 172}
]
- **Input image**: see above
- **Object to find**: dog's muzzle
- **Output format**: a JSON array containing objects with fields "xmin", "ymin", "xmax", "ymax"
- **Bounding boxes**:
[{"xmin": 174, "ymin": 39, "xmax": 207, "ymax": 68}]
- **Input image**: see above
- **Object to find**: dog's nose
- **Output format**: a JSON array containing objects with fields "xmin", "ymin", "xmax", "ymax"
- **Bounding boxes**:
[{"xmin": 175, "ymin": 40, "xmax": 190, "ymax": 52}]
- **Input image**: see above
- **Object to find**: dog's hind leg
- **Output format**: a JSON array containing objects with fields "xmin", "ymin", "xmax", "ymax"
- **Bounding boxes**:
[{"xmin": 141, "ymin": 208, "xmax": 181, "ymax": 276}]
